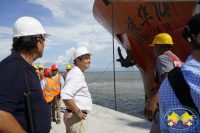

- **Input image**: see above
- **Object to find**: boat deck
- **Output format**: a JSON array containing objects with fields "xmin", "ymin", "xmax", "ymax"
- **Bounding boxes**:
[{"xmin": 50, "ymin": 102, "xmax": 151, "ymax": 133}]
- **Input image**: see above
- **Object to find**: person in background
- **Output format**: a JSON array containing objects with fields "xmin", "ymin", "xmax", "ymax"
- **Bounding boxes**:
[
  {"xmin": 39, "ymin": 65, "xmax": 44, "ymax": 72},
  {"xmin": 40, "ymin": 68, "xmax": 55, "ymax": 117},
  {"xmin": 51, "ymin": 64, "xmax": 64, "ymax": 124},
  {"xmin": 36, "ymin": 70, "xmax": 43, "ymax": 81},
  {"xmin": 144, "ymin": 33, "xmax": 183, "ymax": 133},
  {"xmin": 32, "ymin": 64, "xmax": 37, "ymax": 70},
  {"xmin": 159, "ymin": 13, "xmax": 200, "ymax": 132},
  {"xmin": 0, "ymin": 16, "xmax": 51, "ymax": 132},
  {"xmin": 62, "ymin": 65, "xmax": 72, "ymax": 80},
  {"xmin": 61, "ymin": 47, "xmax": 94, "ymax": 133},
  {"xmin": 32, "ymin": 65, "xmax": 43, "ymax": 80},
  {"xmin": 38, "ymin": 65, "xmax": 44, "ymax": 80}
]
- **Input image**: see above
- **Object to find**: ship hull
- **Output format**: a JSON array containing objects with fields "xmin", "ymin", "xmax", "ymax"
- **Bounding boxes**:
[{"xmin": 93, "ymin": 0, "xmax": 196, "ymax": 100}]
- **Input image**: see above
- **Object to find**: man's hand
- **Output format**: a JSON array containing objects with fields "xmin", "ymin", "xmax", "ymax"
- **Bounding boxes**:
[
  {"xmin": 143, "ymin": 92, "xmax": 159, "ymax": 119},
  {"xmin": 76, "ymin": 111, "xmax": 86, "ymax": 121},
  {"xmin": 63, "ymin": 99, "xmax": 86, "ymax": 121}
]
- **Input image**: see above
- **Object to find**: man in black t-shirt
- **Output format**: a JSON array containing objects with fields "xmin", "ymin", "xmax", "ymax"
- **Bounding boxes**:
[{"xmin": 0, "ymin": 16, "xmax": 51, "ymax": 133}]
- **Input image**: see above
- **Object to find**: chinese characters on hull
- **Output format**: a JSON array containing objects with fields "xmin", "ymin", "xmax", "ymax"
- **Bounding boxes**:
[
  {"xmin": 152, "ymin": 2, "xmax": 171, "ymax": 21},
  {"xmin": 126, "ymin": 2, "xmax": 171, "ymax": 44},
  {"xmin": 138, "ymin": 5, "xmax": 153, "ymax": 27},
  {"xmin": 125, "ymin": 16, "xmax": 141, "ymax": 36}
]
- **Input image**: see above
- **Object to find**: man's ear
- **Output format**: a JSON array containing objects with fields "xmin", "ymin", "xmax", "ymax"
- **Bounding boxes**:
[
  {"xmin": 75, "ymin": 58, "xmax": 80, "ymax": 65},
  {"xmin": 36, "ymin": 38, "xmax": 40, "ymax": 49}
]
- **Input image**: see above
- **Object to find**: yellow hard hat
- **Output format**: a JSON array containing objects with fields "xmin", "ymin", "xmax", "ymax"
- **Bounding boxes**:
[
  {"xmin": 39, "ymin": 65, "xmax": 44, "ymax": 69},
  {"xmin": 149, "ymin": 33, "xmax": 173, "ymax": 46},
  {"xmin": 32, "ymin": 65, "xmax": 37, "ymax": 69},
  {"xmin": 49, "ymin": 67, "xmax": 51, "ymax": 70},
  {"xmin": 66, "ymin": 65, "xmax": 72, "ymax": 70}
]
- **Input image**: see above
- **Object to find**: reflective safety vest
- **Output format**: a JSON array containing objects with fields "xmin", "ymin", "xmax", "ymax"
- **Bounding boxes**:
[
  {"xmin": 43, "ymin": 77, "xmax": 55, "ymax": 103},
  {"xmin": 153, "ymin": 53, "xmax": 184, "ymax": 93},
  {"xmin": 53, "ymin": 74, "xmax": 62, "ymax": 96},
  {"xmin": 37, "ymin": 71, "xmax": 43, "ymax": 81}
]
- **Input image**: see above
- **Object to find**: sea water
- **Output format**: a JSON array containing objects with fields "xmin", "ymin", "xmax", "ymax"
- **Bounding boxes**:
[{"xmin": 84, "ymin": 71, "xmax": 145, "ymax": 119}]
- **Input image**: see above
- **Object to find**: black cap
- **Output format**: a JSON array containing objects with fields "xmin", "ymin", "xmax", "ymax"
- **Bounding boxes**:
[{"xmin": 182, "ymin": 13, "xmax": 200, "ymax": 43}]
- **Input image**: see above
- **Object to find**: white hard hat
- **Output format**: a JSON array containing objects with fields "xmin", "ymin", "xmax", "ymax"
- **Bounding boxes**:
[
  {"xmin": 73, "ymin": 47, "xmax": 94, "ymax": 61},
  {"xmin": 13, "ymin": 16, "xmax": 51, "ymax": 40}
]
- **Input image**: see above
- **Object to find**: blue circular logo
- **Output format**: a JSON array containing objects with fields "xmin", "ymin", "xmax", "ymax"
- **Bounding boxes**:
[{"xmin": 161, "ymin": 106, "xmax": 199, "ymax": 132}]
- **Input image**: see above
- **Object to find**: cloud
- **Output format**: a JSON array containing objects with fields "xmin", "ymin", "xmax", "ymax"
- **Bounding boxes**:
[
  {"xmin": 44, "ymin": 22, "xmax": 111, "ymax": 44},
  {"xmin": 0, "ymin": 27, "xmax": 12, "ymax": 35},
  {"xmin": 0, "ymin": 39, "xmax": 12, "ymax": 60},
  {"xmin": 34, "ymin": 47, "xmax": 75, "ymax": 69},
  {"xmin": 44, "ymin": 46, "xmax": 51, "ymax": 50},
  {"xmin": 28, "ymin": 0, "xmax": 94, "ymax": 24}
]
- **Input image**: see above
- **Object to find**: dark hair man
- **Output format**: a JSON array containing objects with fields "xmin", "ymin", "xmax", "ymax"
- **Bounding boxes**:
[
  {"xmin": 61, "ymin": 47, "xmax": 94, "ymax": 133},
  {"xmin": 144, "ymin": 33, "xmax": 183, "ymax": 133},
  {"xmin": 0, "ymin": 16, "xmax": 51, "ymax": 133},
  {"xmin": 51, "ymin": 64, "xmax": 64, "ymax": 124}
]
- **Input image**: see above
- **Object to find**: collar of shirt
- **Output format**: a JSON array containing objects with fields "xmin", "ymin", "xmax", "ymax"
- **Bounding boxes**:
[
  {"xmin": 11, "ymin": 51, "xmax": 33, "ymax": 69},
  {"xmin": 163, "ymin": 50, "xmax": 172, "ymax": 55},
  {"xmin": 10, "ymin": 52, "xmax": 36, "ymax": 76},
  {"xmin": 71, "ymin": 66, "xmax": 83, "ymax": 75},
  {"xmin": 52, "ymin": 73, "xmax": 58, "ymax": 80}
]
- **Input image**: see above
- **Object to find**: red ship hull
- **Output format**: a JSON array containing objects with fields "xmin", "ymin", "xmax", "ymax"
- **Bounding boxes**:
[{"xmin": 93, "ymin": 0, "xmax": 196, "ymax": 100}]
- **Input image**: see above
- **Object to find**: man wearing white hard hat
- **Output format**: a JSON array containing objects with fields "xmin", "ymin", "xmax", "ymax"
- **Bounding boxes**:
[
  {"xmin": 0, "ymin": 16, "xmax": 51, "ymax": 133},
  {"xmin": 61, "ymin": 47, "xmax": 94, "ymax": 133}
]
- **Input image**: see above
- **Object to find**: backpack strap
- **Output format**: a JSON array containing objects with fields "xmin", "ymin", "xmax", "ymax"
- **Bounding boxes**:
[{"xmin": 168, "ymin": 67, "xmax": 199, "ymax": 116}]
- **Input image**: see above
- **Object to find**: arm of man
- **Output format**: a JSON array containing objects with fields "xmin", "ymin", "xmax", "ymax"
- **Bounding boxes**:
[
  {"xmin": 144, "ymin": 54, "xmax": 172, "ymax": 119},
  {"xmin": 63, "ymin": 99, "xmax": 86, "ymax": 120},
  {"xmin": 144, "ymin": 72, "xmax": 168, "ymax": 119},
  {"xmin": 162, "ymin": 72, "xmax": 168, "ymax": 79},
  {"xmin": 0, "ymin": 110, "xmax": 27, "ymax": 133}
]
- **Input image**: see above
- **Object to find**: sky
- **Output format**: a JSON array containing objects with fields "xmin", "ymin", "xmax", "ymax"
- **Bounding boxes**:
[{"xmin": 0, "ymin": 0, "xmax": 139, "ymax": 72}]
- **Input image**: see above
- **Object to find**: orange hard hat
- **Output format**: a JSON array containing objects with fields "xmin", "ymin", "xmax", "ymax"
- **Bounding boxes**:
[{"xmin": 51, "ymin": 64, "xmax": 58, "ymax": 70}]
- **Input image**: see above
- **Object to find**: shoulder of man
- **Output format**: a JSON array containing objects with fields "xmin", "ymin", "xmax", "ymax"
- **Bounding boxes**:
[
  {"xmin": 157, "ymin": 53, "xmax": 173, "ymax": 65},
  {"xmin": 0, "ymin": 55, "xmax": 24, "ymax": 75}
]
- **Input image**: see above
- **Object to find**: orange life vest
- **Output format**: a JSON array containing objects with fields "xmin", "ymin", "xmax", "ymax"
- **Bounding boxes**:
[
  {"xmin": 53, "ymin": 74, "xmax": 62, "ymax": 96},
  {"xmin": 153, "ymin": 53, "xmax": 184, "ymax": 93},
  {"xmin": 36, "ymin": 70, "xmax": 43, "ymax": 81},
  {"xmin": 43, "ymin": 77, "xmax": 55, "ymax": 103}
]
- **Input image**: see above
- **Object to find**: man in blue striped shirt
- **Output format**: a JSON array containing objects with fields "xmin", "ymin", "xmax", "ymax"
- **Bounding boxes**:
[{"xmin": 159, "ymin": 13, "xmax": 200, "ymax": 132}]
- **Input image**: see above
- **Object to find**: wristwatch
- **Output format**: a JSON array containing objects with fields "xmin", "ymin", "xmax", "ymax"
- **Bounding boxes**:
[{"xmin": 75, "ymin": 108, "xmax": 80, "ymax": 115}]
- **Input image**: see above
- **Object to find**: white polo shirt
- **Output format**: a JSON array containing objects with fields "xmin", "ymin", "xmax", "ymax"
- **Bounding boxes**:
[{"xmin": 61, "ymin": 66, "xmax": 92, "ymax": 112}]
